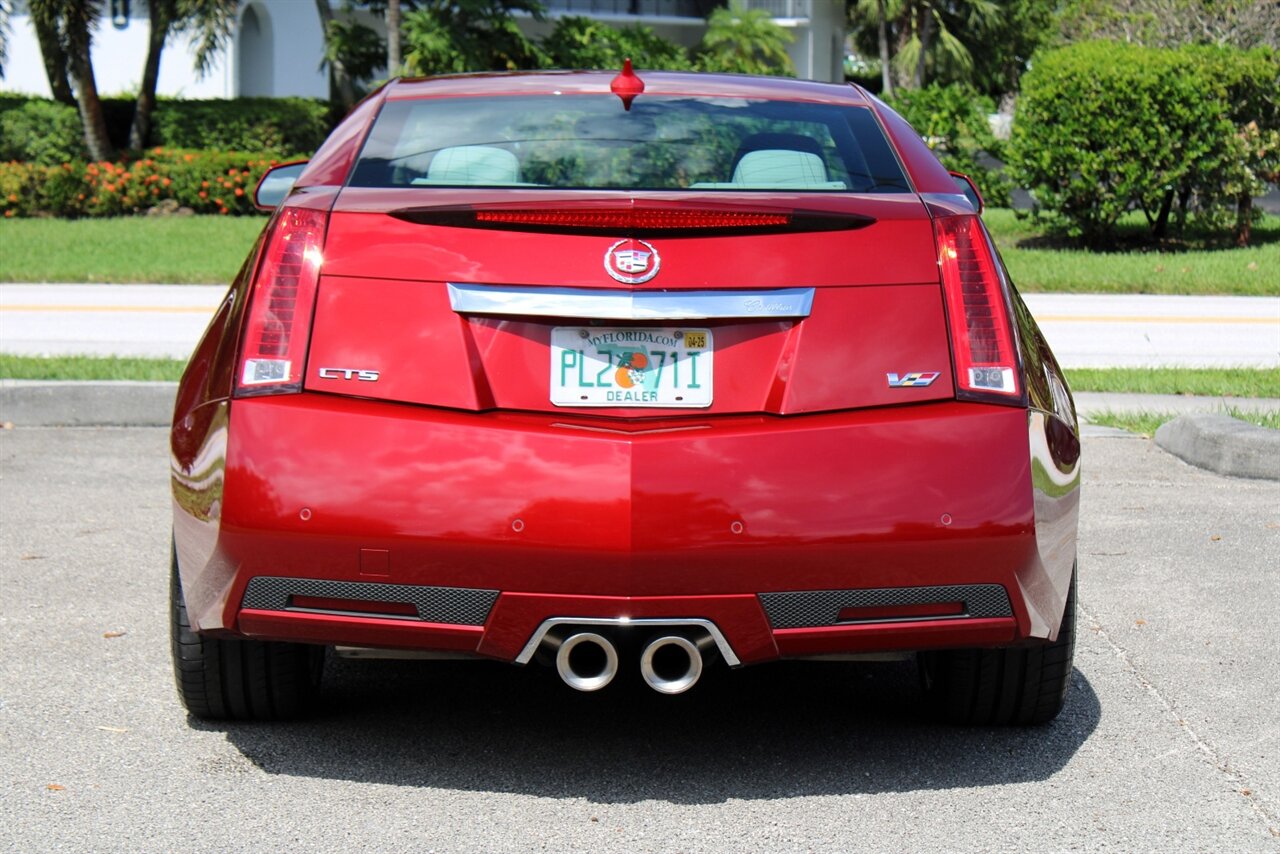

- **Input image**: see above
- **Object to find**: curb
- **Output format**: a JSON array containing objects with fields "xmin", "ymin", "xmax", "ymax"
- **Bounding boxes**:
[
  {"xmin": 0, "ymin": 380, "xmax": 176, "ymax": 427},
  {"xmin": 1155, "ymin": 414, "xmax": 1280, "ymax": 481}
]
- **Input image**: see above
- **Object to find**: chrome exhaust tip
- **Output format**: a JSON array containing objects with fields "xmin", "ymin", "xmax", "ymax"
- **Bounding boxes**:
[
  {"xmin": 639, "ymin": 635, "xmax": 704, "ymax": 695},
  {"xmin": 555, "ymin": 632, "xmax": 619, "ymax": 692}
]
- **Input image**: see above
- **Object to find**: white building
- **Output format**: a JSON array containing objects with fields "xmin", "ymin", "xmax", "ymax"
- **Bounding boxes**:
[{"xmin": 1, "ymin": 0, "xmax": 846, "ymax": 100}]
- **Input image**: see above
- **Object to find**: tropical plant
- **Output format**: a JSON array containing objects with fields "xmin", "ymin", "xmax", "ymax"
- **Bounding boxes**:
[
  {"xmin": 400, "ymin": 0, "xmax": 547, "ymax": 76},
  {"xmin": 0, "ymin": 0, "xmax": 10, "ymax": 80},
  {"xmin": 28, "ymin": 0, "xmax": 114, "ymax": 160},
  {"xmin": 696, "ymin": 7, "xmax": 794, "ymax": 76},
  {"xmin": 848, "ymin": 0, "xmax": 1029, "ymax": 94},
  {"xmin": 543, "ymin": 16, "xmax": 693, "ymax": 71},
  {"xmin": 130, "ymin": 0, "xmax": 238, "ymax": 149},
  {"xmin": 316, "ymin": 0, "xmax": 385, "ymax": 110}
]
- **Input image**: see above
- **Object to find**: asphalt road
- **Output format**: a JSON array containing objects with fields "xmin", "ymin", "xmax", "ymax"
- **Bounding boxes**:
[
  {"xmin": 1, "ymin": 427, "xmax": 1278, "ymax": 851},
  {"xmin": 1, "ymin": 284, "xmax": 1278, "ymax": 368}
]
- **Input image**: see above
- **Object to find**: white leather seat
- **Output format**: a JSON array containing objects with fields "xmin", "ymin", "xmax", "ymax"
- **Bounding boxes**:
[
  {"xmin": 425, "ymin": 146, "xmax": 521, "ymax": 185},
  {"xmin": 733, "ymin": 149, "xmax": 830, "ymax": 187}
]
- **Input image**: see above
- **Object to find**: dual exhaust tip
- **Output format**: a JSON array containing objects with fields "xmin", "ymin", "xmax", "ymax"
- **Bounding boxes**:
[{"xmin": 555, "ymin": 632, "xmax": 706, "ymax": 695}]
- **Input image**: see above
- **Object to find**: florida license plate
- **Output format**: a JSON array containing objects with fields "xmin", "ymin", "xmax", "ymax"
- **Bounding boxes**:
[{"xmin": 550, "ymin": 327, "xmax": 713, "ymax": 408}]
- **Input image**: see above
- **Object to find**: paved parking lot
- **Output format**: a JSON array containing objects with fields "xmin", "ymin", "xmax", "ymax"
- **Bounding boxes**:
[{"xmin": 1, "ymin": 427, "xmax": 1277, "ymax": 851}]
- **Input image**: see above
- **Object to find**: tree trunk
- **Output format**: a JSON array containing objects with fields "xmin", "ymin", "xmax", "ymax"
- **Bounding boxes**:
[
  {"xmin": 1234, "ymin": 191, "xmax": 1253, "ymax": 247},
  {"xmin": 386, "ymin": 0, "xmax": 401, "ymax": 77},
  {"xmin": 314, "ymin": 0, "xmax": 357, "ymax": 111},
  {"xmin": 877, "ymin": 0, "xmax": 893, "ymax": 97},
  {"xmin": 913, "ymin": 4, "xmax": 934, "ymax": 89},
  {"xmin": 64, "ymin": 4, "xmax": 114, "ymax": 161},
  {"xmin": 31, "ymin": 4, "xmax": 76, "ymax": 105},
  {"xmin": 130, "ymin": 0, "xmax": 174, "ymax": 151},
  {"xmin": 1151, "ymin": 188, "xmax": 1174, "ymax": 240}
]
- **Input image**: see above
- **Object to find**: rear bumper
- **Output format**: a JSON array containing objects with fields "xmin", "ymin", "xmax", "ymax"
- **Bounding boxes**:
[{"xmin": 172, "ymin": 394, "xmax": 1077, "ymax": 662}]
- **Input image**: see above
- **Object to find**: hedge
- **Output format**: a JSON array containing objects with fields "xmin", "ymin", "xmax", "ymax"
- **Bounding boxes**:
[
  {"xmin": 1007, "ymin": 41, "xmax": 1280, "ymax": 246},
  {"xmin": 0, "ymin": 96, "xmax": 333, "ymax": 163},
  {"xmin": 1, "ymin": 148, "xmax": 282, "ymax": 218}
]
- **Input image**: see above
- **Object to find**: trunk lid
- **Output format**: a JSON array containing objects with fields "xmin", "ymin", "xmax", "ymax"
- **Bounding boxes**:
[{"xmin": 305, "ymin": 190, "xmax": 953, "ymax": 416}]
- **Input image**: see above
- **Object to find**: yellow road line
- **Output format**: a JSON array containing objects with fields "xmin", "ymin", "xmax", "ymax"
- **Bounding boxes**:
[
  {"xmin": 0, "ymin": 305, "xmax": 217, "ymax": 314},
  {"xmin": 1036, "ymin": 315, "xmax": 1276, "ymax": 325}
]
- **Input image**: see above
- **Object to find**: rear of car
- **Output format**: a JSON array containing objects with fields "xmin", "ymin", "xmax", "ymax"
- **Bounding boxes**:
[{"xmin": 170, "ymin": 71, "xmax": 1080, "ymax": 724}]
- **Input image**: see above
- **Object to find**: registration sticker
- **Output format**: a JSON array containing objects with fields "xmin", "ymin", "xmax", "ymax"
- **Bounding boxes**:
[{"xmin": 550, "ymin": 326, "xmax": 713, "ymax": 408}]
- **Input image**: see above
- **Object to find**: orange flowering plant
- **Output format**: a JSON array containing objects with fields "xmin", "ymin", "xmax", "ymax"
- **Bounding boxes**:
[{"xmin": 0, "ymin": 148, "xmax": 286, "ymax": 218}]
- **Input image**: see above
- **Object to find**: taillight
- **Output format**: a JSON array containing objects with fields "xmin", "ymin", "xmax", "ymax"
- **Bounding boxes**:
[
  {"xmin": 235, "ymin": 206, "xmax": 327, "ymax": 396},
  {"xmin": 934, "ymin": 214, "xmax": 1022, "ymax": 403}
]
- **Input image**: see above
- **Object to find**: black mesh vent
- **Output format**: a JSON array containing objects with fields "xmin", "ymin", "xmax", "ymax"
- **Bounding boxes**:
[
  {"xmin": 241, "ymin": 577, "xmax": 499, "ymax": 626},
  {"xmin": 759, "ymin": 584, "xmax": 1012, "ymax": 629}
]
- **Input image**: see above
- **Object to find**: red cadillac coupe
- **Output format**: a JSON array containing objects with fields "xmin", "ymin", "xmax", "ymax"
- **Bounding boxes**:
[{"xmin": 170, "ymin": 66, "xmax": 1080, "ymax": 725}]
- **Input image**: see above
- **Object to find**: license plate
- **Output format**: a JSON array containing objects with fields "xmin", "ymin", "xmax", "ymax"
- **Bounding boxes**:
[{"xmin": 550, "ymin": 326, "xmax": 713, "ymax": 408}]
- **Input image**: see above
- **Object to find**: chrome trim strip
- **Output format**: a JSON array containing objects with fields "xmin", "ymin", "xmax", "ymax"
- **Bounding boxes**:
[
  {"xmin": 514, "ymin": 616, "xmax": 741, "ymax": 667},
  {"xmin": 448, "ymin": 283, "xmax": 814, "ymax": 320},
  {"xmin": 920, "ymin": 192, "xmax": 978, "ymax": 213}
]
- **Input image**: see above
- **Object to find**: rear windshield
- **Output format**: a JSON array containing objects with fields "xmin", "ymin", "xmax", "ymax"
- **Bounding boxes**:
[{"xmin": 349, "ymin": 95, "xmax": 911, "ymax": 193}]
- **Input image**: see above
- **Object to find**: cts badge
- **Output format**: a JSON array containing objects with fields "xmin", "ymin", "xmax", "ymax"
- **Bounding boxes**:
[
  {"xmin": 887, "ymin": 371, "xmax": 940, "ymax": 388},
  {"xmin": 318, "ymin": 367, "xmax": 380, "ymax": 382},
  {"xmin": 604, "ymin": 239, "xmax": 660, "ymax": 284}
]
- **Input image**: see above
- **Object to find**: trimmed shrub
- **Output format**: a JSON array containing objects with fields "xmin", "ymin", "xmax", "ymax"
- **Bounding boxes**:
[
  {"xmin": 146, "ymin": 97, "xmax": 332, "ymax": 154},
  {"xmin": 0, "ymin": 100, "xmax": 87, "ymax": 165},
  {"xmin": 0, "ymin": 96, "xmax": 332, "ymax": 157},
  {"xmin": 1, "ymin": 149, "xmax": 281, "ymax": 219},
  {"xmin": 1006, "ymin": 41, "xmax": 1273, "ymax": 246},
  {"xmin": 885, "ymin": 84, "xmax": 1012, "ymax": 207}
]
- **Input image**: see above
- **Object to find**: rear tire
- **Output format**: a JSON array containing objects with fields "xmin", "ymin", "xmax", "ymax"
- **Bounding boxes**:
[
  {"xmin": 170, "ymin": 545, "xmax": 323, "ymax": 720},
  {"xmin": 919, "ymin": 567, "xmax": 1076, "ymax": 726}
]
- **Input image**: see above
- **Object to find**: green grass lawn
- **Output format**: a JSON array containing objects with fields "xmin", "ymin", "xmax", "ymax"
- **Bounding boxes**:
[
  {"xmin": 0, "ymin": 216, "xmax": 266, "ymax": 284},
  {"xmin": 1063, "ymin": 367, "xmax": 1280, "ymax": 398},
  {"xmin": 1088, "ymin": 408, "xmax": 1280, "ymax": 436},
  {"xmin": 4, "ymin": 355, "xmax": 1277, "ymax": 400},
  {"xmin": 0, "ymin": 354, "xmax": 188, "ymax": 381},
  {"xmin": 1, "ymin": 208, "xmax": 1278, "ymax": 293},
  {"xmin": 983, "ymin": 209, "xmax": 1280, "ymax": 296}
]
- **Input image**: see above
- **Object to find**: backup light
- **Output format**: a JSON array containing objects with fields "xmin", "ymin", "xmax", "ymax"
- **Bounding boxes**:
[
  {"xmin": 934, "ymin": 214, "xmax": 1022, "ymax": 402},
  {"xmin": 235, "ymin": 206, "xmax": 327, "ymax": 396}
]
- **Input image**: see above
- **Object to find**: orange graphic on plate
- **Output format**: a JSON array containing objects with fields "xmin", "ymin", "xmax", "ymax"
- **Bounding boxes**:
[{"xmin": 615, "ymin": 351, "xmax": 648, "ymax": 388}]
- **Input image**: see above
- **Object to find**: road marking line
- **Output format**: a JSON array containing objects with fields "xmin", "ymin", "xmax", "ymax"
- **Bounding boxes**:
[
  {"xmin": 0, "ymin": 305, "xmax": 217, "ymax": 314},
  {"xmin": 1036, "ymin": 315, "xmax": 1277, "ymax": 325}
]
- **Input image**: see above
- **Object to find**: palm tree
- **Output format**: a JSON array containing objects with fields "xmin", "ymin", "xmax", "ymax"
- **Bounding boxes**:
[
  {"xmin": 697, "ymin": 6, "xmax": 795, "ymax": 76},
  {"xmin": 130, "ymin": 0, "xmax": 238, "ymax": 149},
  {"xmin": 851, "ymin": 0, "xmax": 999, "ymax": 90},
  {"xmin": 29, "ymin": 0, "xmax": 114, "ymax": 160}
]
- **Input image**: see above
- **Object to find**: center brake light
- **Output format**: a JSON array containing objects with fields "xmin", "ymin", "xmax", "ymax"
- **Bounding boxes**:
[
  {"xmin": 934, "ymin": 214, "xmax": 1022, "ymax": 403},
  {"xmin": 390, "ymin": 206, "xmax": 873, "ymax": 236},
  {"xmin": 235, "ymin": 206, "xmax": 327, "ymax": 396}
]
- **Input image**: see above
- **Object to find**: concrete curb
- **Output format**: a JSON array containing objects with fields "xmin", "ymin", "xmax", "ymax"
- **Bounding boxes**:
[
  {"xmin": 1155, "ymin": 414, "xmax": 1280, "ymax": 481},
  {"xmin": 0, "ymin": 380, "xmax": 176, "ymax": 427}
]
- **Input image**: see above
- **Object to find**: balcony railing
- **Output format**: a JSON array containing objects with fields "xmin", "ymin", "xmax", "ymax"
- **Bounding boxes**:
[
  {"xmin": 541, "ymin": 0, "xmax": 812, "ymax": 19},
  {"xmin": 542, "ymin": 0, "xmax": 706, "ymax": 17}
]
